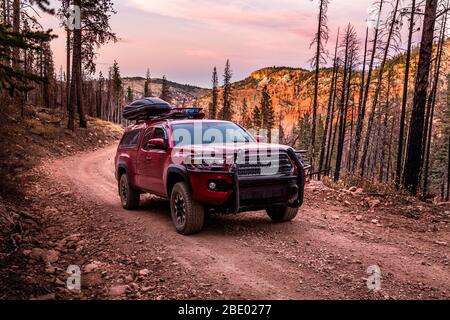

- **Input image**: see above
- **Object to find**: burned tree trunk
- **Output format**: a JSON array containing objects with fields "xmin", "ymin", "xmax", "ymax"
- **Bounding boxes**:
[
  {"xmin": 396, "ymin": 0, "xmax": 416, "ymax": 188},
  {"xmin": 360, "ymin": 0, "xmax": 400, "ymax": 176},
  {"xmin": 422, "ymin": 12, "xmax": 447, "ymax": 194},
  {"xmin": 334, "ymin": 25, "xmax": 356, "ymax": 181},
  {"xmin": 325, "ymin": 58, "xmax": 340, "ymax": 176},
  {"xmin": 319, "ymin": 28, "xmax": 339, "ymax": 179},
  {"xmin": 311, "ymin": 0, "xmax": 329, "ymax": 172},
  {"xmin": 352, "ymin": 0, "xmax": 384, "ymax": 172},
  {"xmin": 403, "ymin": 0, "xmax": 439, "ymax": 193}
]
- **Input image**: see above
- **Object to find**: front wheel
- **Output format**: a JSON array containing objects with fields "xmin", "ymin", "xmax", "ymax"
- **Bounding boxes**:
[
  {"xmin": 170, "ymin": 182, "xmax": 205, "ymax": 235},
  {"xmin": 266, "ymin": 205, "xmax": 298, "ymax": 223}
]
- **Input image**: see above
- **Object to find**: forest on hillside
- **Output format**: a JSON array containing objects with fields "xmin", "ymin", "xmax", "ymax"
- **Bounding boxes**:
[{"xmin": 0, "ymin": 0, "xmax": 449, "ymax": 201}]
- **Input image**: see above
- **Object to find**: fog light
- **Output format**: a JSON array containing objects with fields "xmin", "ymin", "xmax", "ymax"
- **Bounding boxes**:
[{"xmin": 208, "ymin": 182, "xmax": 217, "ymax": 190}]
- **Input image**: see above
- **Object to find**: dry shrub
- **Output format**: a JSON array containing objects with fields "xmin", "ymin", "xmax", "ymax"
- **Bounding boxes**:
[
  {"xmin": 26, "ymin": 118, "xmax": 60, "ymax": 137},
  {"xmin": 322, "ymin": 173, "xmax": 409, "ymax": 197}
]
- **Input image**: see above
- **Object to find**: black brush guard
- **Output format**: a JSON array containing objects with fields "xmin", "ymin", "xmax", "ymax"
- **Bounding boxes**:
[{"xmin": 229, "ymin": 148, "xmax": 305, "ymax": 214}]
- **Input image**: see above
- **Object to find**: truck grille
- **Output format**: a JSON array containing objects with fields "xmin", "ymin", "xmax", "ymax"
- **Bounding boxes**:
[{"xmin": 236, "ymin": 152, "xmax": 293, "ymax": 177}]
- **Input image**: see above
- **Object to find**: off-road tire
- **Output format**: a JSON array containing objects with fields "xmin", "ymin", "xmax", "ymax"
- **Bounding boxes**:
[
  {"xmin": 170, "ymin": 182, "xmax": 205, "ymax": 235},
  {"xmin": 119, "ymin": 174, "xmax": 140, "ymax": 210},
  {"xmin": 266, "ymin": 205, "xmax": 298, "ymax": 222}
]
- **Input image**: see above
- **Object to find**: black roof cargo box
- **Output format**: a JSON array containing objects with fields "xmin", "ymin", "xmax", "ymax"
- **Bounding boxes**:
[{"xmin": 123, "ymin": 97, "xmax": 172, "ymax": 120}]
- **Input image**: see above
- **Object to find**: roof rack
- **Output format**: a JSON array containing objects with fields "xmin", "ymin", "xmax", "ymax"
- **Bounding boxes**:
[{"xmin": 135, "ymin": 107, "xmax": 205, "ymax": 124}]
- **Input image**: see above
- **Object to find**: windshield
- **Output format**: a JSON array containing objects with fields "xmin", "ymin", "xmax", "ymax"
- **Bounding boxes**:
[{"xmin": 171, "ymin": 122, "xmax": 255, "ymax": 146}]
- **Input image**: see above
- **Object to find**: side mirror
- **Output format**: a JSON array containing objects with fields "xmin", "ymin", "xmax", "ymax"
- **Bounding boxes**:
[
  {"xmin": 254, "ymin": 135, "xmax": 265, "ymax": 143},
  {"xmin": 148, "ymin": 138, "xmax": 166, "ymax": 150}
]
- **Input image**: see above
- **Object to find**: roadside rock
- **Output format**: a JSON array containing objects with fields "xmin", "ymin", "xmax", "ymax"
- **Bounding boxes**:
[
  {"xmin": 84, "ymin": 261, "xmax": 102, "ymax": 273},
  {"xmin": 366, "ymin": 199, "xmax": 381, "ymax": 208},
  {"xmin": 83, "ymin": 272, "xmax": 103, "ymax": 288},
  {"xmin": 42, "ymin": 249, "xmax": 60, "ymax": 264},
  {"xmin": 139, "ymin": 268, "xmax": 150, "ymax": 276},
  {"xmin": 108, "ymin": 285, "xmax": 129, "ymax": 297}
]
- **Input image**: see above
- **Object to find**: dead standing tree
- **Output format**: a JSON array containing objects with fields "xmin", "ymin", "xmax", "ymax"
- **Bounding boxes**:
[
  {"xmin": 352, "ymin": 0, "xmax": 385, "ymax": 172},
  {"xmin": 318, "ymin": 28, "xmax": 339, "ymax": 179},
  {"xmin": 360, "ymin": 0, "xmax": 401, "ymax": 176},
  {"xmin": 334, "ymin": 24, "xmax": 359, "ymax": 182},
  {"xmin": 396, "ymin": 0, "xmax": 418, "ymax": 188},
  {"xmin": 310, "ymin": 0, "xmax": 330, "ymax": 172},
  {"xmin": 403, "ymin": 0, "xmax": 439, "ymax": 193},
  {"xmin": 422, "ymin": 9, "xmax": 448, "ymax": 194}
]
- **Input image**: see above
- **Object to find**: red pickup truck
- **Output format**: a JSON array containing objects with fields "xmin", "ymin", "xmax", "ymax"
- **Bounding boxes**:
[{"xmin": 115, "ymin": 102, "xmax": 306, "ymax": 235}]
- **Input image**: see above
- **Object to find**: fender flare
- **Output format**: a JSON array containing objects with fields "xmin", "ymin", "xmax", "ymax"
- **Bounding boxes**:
[
  {"xmin": 166, "ymin": 165, "xmax": 191, "ymax": 195},
  {"xmin": 116, "ymin": 162, "xmax": 129, "ymax": 180}
]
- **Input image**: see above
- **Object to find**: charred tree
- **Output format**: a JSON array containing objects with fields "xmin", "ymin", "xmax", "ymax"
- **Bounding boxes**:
[
  {"xmin": 334, "ymin": 24, "xmax": 358, "ymax": 181},
  {"xmin": 352, "ymin": 0, "xmax": 384, "ymax": 172},
  {"xmin": 325, "ymin": 58, "xmax": 340, "ymax": 175},
  {"xmin": 318, "ymin": 28, "xmax": 339, "ymax": 179},
  {"xmin": 360, "ymin": 0, "xmax": 400, "ymax": 176},
  {"xmin": 403, "ymin": 0, "xmax": 439, "ymax": 193},
  {"xmin": 422, "ymin": 11, "xmax": 447, "ymax": 194},
  {"xmin": 310, "ymin": 0, "xmax": 330, "ymax": 170},
  {"xmin": 396, "ymin": 0, "xmax": 417, "ymax": 188}
]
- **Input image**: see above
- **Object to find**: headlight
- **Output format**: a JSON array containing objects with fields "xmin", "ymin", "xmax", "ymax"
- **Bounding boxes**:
[{"xmin": 186, "ymin": 155, "xmax": 227, "ymax": 170}]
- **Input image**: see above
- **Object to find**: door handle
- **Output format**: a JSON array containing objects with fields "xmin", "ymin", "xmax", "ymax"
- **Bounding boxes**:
[{"xmin": 146, "ymin": 156, "xmax": 152, "ymax": 161}]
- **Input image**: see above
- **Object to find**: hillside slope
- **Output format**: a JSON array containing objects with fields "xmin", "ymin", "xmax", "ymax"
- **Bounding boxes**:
[
  {"xmin": 123, "ymin": 77, "xmax": 210, "ymax": 107},
  {"xmin": 199, "ymin": 41, "xmax": 449, "ymax": 133}
]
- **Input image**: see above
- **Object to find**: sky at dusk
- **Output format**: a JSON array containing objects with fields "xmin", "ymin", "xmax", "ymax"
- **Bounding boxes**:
[{"xmin": 42, "ymin": 0, "xmax": 378, "ymax": 87}]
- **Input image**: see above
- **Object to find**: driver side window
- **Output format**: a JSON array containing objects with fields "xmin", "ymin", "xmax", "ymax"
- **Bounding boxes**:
[
  {"xmin": 141, "ymin": 127, "xmax": 168, "ymax": 150},
  {"xmin": 141, "ymin": 129, "xmax": 154, "ymax": 151}
]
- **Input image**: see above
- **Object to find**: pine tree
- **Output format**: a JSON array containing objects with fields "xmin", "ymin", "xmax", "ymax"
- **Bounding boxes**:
[
  {"xmin": 210, "ymin": 67, "xmax": 218, "ymax": 119},
  {"xmin": 61, "ymin": 0, "xmax": 117, "ymax": 129},
  {"xmin": 144, "ymin": 68, "xmax": 152, "ymax": 97},
  {"xmin": 111, "ymin": 60, "xmax": 122, "ymax": 124},
  {"xmin": 252, "ymin": 106, "xmax": 262, "ymax": 129},
  {"xmin": 260, "ymin": 85, "xmax": 275, "ymax": 140},
  {"xmin": 0, "ymin": 6, "xmax": 54, "ymax": 97},
  {"xmin": 127, "ymin": 86, "xmax": 133, "ymax": 102},
  {"xmin": 221, "ymin": 59, "xmax": 233, "ymax": 120},
  {"xmin": 295, "ymin": 113, "xmax": 312, "ymax": 151},
  {"xmin": 160, "ymin": 75, "xmax": 171, "ymax": 102},
  {"xmin": 240, "ymin": 98, "xmax": 251, "ymax": 128},
  {"xmin": 96, "ymin": 71, "xmax": 104, "ymax": 118}
]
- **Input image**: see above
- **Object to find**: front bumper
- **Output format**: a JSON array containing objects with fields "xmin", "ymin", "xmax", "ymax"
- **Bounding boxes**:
[{"xmin": 188, "ymin": 149, "xmax": 305, "ymax": 213}]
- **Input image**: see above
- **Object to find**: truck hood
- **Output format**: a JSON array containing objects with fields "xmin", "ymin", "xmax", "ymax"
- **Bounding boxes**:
[
  {"xmin": 170, "ymin": 142, "xmax": 295, "ymax": 168},
  {"xmin": 174, "ymin": 142, "xmax": 293, "ymax": 155}
]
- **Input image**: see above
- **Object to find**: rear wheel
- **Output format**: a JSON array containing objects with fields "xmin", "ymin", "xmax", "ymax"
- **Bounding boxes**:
[
  {"xmin": 119, "ymin": 174, "xmax": 140, "ymax": 210},
  {"xmin": 170, "ymin": 182, "xmax": 204, "ymax": 235},
  {"xmin": 266, "ymin": 205, "xmax": 298, "ymax": 222}
]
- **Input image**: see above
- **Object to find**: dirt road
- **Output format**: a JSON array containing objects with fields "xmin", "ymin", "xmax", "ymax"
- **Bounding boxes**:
[{"xmin": 49, "ymin": 145, "xmax": 450, "ymax": 299}]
